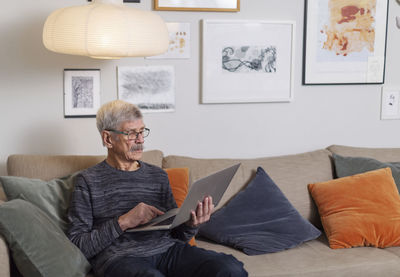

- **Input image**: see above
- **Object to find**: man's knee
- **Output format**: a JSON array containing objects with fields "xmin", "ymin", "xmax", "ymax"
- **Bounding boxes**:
[
  {"xmin": 210, "ymin": 254, "xmax": 248, "ymax": 277},
  {"xmin": 135, "ymin": 268, "xmax": 165, "ymax": 277}
]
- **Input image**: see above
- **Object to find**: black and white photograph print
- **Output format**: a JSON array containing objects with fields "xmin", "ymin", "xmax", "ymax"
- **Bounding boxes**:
[
  {"xmin": 222, "ymin": 46, "xmax": 277, "ymax": 73},
  {"xmin": 64, "ymin": 69, "xmax": 100, "ymax": 118},
  {"xmin": 117, "ymin": 66, "xmax": 175, "ymax": 113}
]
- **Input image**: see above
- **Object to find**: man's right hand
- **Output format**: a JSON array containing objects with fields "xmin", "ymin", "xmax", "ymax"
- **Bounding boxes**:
[{"xmin": 118, "ymin": 202, "xmax": 164, "ymax": 231}]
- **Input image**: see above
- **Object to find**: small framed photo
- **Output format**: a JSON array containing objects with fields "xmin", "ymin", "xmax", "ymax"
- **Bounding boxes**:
[
  {"xmin": 64, "ymin": 69, "xmax": 100, "ymax": 118},
  {"xmin": 303, "ymin": 0, "xmax": 389, "ymax": 85},
  {"xmin": 154, "ymin": 0, "xmax": 239, "ymax": 12},
  {"xmin": 117, "ymin": 66, "xmax": 175, "ymax": 113},
  {"xmin": 146, "ymin": 23, "xmax": 190, "ymax": 59},
  {"xmin": 381, "ymin": 88, "xmax": 400, "ymax": 120},
  {"xmin": 202, "ymin": 20, "xmax": 295, "ymax": 104}
]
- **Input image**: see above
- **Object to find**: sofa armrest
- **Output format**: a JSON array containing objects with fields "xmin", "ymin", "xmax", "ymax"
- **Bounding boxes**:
[{"xmin": 0, "ymin": 233, "xmax": 10, "ymax": 277}]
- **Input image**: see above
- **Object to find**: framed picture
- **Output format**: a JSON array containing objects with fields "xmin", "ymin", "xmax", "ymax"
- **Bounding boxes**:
[
  {"xmin": 381, "ymin": 87, "xmax": 400, "ymax": 120},
  {"xmin": 88, "ymin": 0, "xmax": 140, "ymax": 2},
  {"xmin": 64, "ymin": 69, "xmax": 100, "ymax": 118},
  {"xmin": 303, "ymin": 0, "xmax": 389, "ymax": 85},
  {"xmin": 202, "ymin": 20, "xmax": 295, "ymax": 104},
  {"xmin": 146, "ymin": 23, "xmax": 191, "ymax": 59},
  {"xmin": 117, "ymin": 66, "xmax": 175, "ymax": 113},
  {"xmin": 154, "ymin": 0, "xmax": 239, "ymax": 12}
]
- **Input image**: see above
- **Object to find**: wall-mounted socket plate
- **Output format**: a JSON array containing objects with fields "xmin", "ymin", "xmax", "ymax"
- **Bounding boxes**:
[{"xmin": 381, "ymin": 88, "xmax": 400, "ymax": 120}]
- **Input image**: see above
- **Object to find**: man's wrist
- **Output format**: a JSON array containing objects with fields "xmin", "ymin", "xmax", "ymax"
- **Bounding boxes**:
[{"xmin": 118, "ymin": 216, "xmax": 129, "ymax": 231}]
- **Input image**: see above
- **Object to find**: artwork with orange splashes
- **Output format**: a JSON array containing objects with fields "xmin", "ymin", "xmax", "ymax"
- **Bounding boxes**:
[
  {"xmin": 321, "ymin": 0, "xmax": 376, "ymax": 57},
  {"xmin": 146, "ymin": 23, "xmax": 191, "ymax": 59}
]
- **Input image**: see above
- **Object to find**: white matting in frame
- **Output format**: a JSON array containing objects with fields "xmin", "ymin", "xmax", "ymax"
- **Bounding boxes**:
[
  {"xmin": 64, "ymin": 69, "xmax": 100, "ymax": 118},
  {"xmin": 155, "ymin": 0, "xmax": 239, "ymax": 11},
  {"xmin": 303, "ymin": 0, "xmax": 388, "ymax": 85},
  {"xmin": 202, "ymin": 20, "xmax": 295, "ymax": 104}
]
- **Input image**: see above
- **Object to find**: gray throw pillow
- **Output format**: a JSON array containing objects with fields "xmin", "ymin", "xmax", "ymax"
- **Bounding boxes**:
[
  {"xmin": 0, "ymin": 199, "xmax": 90, "ymax": 277},
  {"xmin": 0, "ymin": 172, "xmax": 79, "ymax": 232},
  {"xmin": 333, "ymin": 154, "xmax": 400, "ymax": 192}
]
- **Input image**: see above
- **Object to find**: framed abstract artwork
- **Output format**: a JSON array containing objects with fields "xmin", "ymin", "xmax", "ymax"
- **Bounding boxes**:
[
  {"xmin": 63, "ymin": 69, "xmax": 100, "ymax": 118},
  {"xmin": 117, "ymin": 66, "xmax": 175, "ymax": 113},
  {"xmin": 146, "ymin": 22, "xmax": 190, "ymax": 59},
  {"xmin": 154, "ymin": 0, "xmax": 239, "ymax": 12},
  {"xmin": 202, "ymin": 20, "xmax": 295, "ymax": 104},
  {"xmin": 303, "ymin": 0, "xmax": 389, "ymax": 85}
]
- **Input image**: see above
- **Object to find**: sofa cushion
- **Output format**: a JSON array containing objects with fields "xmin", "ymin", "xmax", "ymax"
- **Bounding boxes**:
[
  {"xmin": 0, "ymin": 199, "xmax": 90, "ymax": 277},
  {"xmin": 163, "ymin": 149, "xmax": 333, "ymax": 227},
  {"xmin": 308, "ymin": 168, "xmax": 400, "ymax": 249},
  {"xmin": 0, "ymin": 173, "xmax": 79, "ymax": 233},
  {"xmin": 164, "ymin": 167, "xmax": 196, "ymax": 246},
  {"xmin": 332, "ymin": 153, "xmax": 400, "ymax": 191},
  {"xmin": 196, "ymin": 236, "xmax": 400, "ymax": 277},
  {"xmin": 199, "ymin": 167, "xmax": 321, "ymax": 255}
]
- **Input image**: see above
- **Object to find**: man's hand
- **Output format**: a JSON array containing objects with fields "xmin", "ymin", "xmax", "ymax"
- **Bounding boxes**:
[
  {"xmin": 118, "ymin": 202, "xmax": 164, "ymax": 231},
  {"xmin": 186, "ymin": 196, "xmax": 214, "ymax": 228}
]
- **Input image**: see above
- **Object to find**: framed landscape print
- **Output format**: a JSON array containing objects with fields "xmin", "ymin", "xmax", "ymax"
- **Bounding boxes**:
[
  {"xmin": 202, "ymin": 20, "xmax": 295, "ymax": 103},
  {"xmin": 117, "ymin": 66, "xmax": 175, "ymax": 113},
  {"xmin": 154, "ymin": 0, "xmax": 239, "ymax": 12},
  {"xmin": 63, "ymin": 69, "xmax": 100, "ymax": 118},
  {"xmin": 303, "ymin": 0, "xmax": 389, "ymax": 85}
]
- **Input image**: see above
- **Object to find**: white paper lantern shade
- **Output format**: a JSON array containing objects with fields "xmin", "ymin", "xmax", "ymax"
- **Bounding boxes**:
[{"xmin": 43, "ymin": 0, "xmax": 169, "ymax": 59}]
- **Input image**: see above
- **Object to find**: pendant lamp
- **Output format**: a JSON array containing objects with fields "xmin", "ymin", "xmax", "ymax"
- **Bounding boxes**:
[{"xmin": 42, "ymin": 0, "xmax": 169, "ymax": 59}]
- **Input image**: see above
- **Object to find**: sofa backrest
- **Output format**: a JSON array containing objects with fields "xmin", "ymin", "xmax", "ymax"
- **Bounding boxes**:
[
  {"xmin": 0, "ymin": 150, "xmax": 164, "ymax": 202},
  {"xmin": 163, "ymin": 149, "xmax": 334, "ymax": 227},
  {"xmin": 328, "ymin": 145, "xmax": 400, "ymax": 162},
  {"xmin": 6, "ymin": 150, "xmax": 164, "ymax": 181}
]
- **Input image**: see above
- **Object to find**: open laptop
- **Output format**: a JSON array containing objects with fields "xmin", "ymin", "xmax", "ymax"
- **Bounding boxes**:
[{"xmin": 127, "ymin": 163, "xmax": 241, "ymax": 232}]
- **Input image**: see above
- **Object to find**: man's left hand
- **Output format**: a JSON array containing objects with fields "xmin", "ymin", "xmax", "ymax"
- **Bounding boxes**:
[{"xmin": 186, "ymin": 196, "xmax": 214, "ymax": 228}]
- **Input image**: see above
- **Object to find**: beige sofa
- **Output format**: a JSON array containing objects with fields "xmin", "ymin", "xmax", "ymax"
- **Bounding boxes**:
[{"xmin": 2, "ymin": 145, "xmax": 400, "ymax": 277}]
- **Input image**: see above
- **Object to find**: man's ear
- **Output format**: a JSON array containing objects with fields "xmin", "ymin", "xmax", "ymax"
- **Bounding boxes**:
[{"xmin": 101, "ymin": 130, "xmax": 113, "ymax": 148}]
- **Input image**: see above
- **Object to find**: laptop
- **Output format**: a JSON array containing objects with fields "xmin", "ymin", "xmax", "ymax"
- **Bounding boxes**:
[{"xmin": 127, "ymin": 163, "xmax": 241, "ymax": 232}]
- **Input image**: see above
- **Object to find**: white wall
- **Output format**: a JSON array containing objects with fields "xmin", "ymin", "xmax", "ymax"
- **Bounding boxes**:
[{"xmin": 1, "ymin": 0, "xmax": 400, "ymax": 176}]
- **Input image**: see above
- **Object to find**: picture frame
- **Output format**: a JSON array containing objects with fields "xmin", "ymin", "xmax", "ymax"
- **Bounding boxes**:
[
  {"xmin": 117, "ymin": 66, "xmax": 175, "ymax": 113},
  {"xmin": 63, "ymin": 69, "xmax": 100, "ymax": 118},
  {"xmin": 154, "ymin": 0, "xmax": 239, "ymax": 12},
  {"xmin": 381, "ymin": 87, "xmax": 400, "ymax": 120},
  {"xmin": 202, "ymin": 20, "xmax": 295, "ymax": 104},
  {"xmin": 303, "ymin": 0, "xmax": 389, "ymax": 85},
  {"xmin": 88, "ymin": 0, "xmax": 140, "ymax": 2},
  {"xmin": 146, "ymin": 22, "xmax": 191, "ymax": 59}
]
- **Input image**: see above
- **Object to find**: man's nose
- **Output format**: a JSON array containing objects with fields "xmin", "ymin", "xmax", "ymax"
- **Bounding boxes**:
[{"xmin": 135, "ymin": 133, "xmax": 145, "ymax": 143}]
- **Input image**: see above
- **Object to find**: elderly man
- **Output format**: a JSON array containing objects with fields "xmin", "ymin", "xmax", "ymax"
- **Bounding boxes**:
[{"xmin": 67, "ymin": 100, "xmax": 247, "ymax": 277}]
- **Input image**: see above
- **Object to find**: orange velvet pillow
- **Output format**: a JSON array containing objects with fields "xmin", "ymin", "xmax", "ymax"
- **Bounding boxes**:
[
  {"xmin": 308, "ymin": 167, "xmax": 400, "ymax": 249},
  {"xmin": 165, "ymin": 168, "xmax": 196, "ymax": 246}
]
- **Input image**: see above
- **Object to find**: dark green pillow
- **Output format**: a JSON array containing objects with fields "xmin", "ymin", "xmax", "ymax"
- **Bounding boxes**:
[
  {"xmin": 0, "ymin": 199, "xmax": 90, "ymax": 277},
  {"xmin": 333, "ymin": 153, "xmax": 400, "ymax": 192},
  {"xmin": 0, "ymin": 172, "xmax": 79, "ymax": 232}
]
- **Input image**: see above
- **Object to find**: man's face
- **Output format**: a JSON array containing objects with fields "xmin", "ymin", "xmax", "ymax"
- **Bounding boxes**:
[{"xmin": 110, "ymin": 119, "xmax": 145, "ymax": 162}]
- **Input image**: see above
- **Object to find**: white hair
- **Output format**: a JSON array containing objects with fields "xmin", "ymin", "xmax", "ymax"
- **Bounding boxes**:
[{"xmin": 96, "ymin": 100, "xmax": 143, "ymax": 133}]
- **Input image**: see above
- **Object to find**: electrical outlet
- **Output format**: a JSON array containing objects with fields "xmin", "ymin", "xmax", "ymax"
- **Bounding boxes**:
[{"xmin": 381, "ymin": 88, "xmax": 400, "ymax": 120}]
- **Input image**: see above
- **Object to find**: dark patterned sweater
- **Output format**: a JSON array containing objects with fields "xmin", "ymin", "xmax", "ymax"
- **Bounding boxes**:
[{"xmin": 67, "ymin": 160, "xmax": 197, "ymax": 276}]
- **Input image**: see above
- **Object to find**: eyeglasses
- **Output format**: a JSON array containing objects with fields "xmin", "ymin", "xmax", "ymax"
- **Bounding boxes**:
[{"xmin": 106, "ymin": 128, "xmax": 150, "ymax": 140}]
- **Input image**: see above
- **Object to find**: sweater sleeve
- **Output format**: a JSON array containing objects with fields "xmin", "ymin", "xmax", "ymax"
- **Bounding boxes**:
[{"xmin": 67, "ymin": 174, "xmax": 123, "ymax": 259}]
